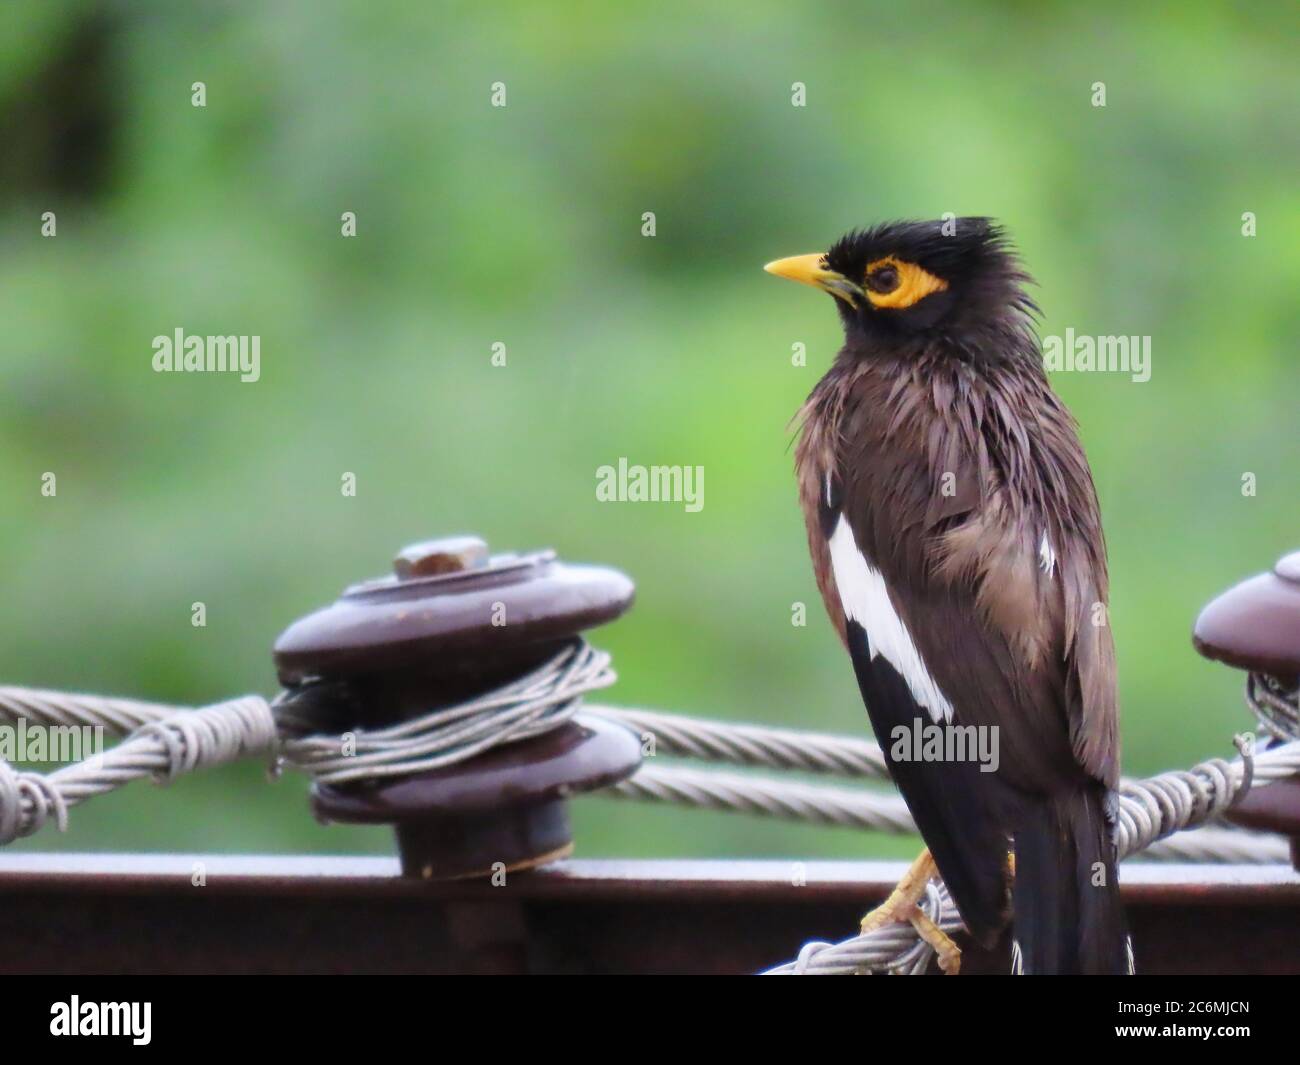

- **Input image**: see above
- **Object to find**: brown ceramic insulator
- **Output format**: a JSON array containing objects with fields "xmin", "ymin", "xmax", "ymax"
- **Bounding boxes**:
[
  {"xmin": 1197, "ymin": 551, "xmax": 1300, "ymax": 869},
  {"xmin": 314, "ymin": 716, "xmax": 642, "ymax": 879},
  {"xmin": 1193, "ymin": 550, "xmax": 1300, "ymax": 682},
  {"xmin": 274, "ymin": 537, "xmax": 635, "ymax": 692},
  {"xmin": 1226, "ymin": 776, "xmax": 1300, "ymax": 873},
  {"xmin": 272, "ymin": 536, "xmax": 641, "ymax": 880},
  {"xmin": 1227, "ymin": 779, "xmax": 1300, "ymax": 838}
]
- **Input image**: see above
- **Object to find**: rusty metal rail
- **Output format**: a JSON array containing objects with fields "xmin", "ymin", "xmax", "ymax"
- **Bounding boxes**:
[{"xmin": 0, "ymin": 854, "xmax": 1296, "ymax": 975}]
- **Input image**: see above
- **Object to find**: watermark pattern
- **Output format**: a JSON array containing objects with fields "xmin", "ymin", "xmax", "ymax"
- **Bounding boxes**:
[
  {"xmin": 151, "ymin": 328, "xmax": 260, "ymax": 382},
  {"xmin": 595, "ymin": 458, "xmax": 704, "ymax": 513},
  {"xmin": 1042, "ymin": 328, "xmax": 1150, "ymax": 382},
  {"xmin": 889, "ymin": 717, "xmax": 999, "ymax": 774},
  {"xmin": 50, "ymin": 998, "xmax": 151, "ymax": 1045},
  {"xmin": 0, "ymin": 721, "xmax": 104, "ymax": 765}
]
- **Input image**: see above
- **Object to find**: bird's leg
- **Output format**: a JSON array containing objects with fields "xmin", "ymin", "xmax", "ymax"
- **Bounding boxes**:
[{"xmin": 859, "ymin": 848, "xmax": 961, "ymax": 975}]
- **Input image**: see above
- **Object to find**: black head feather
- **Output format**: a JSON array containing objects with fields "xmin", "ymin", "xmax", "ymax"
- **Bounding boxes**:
[{"xmin": 824, "ymin": 217, "xmax": 1039, "ymax": 352}]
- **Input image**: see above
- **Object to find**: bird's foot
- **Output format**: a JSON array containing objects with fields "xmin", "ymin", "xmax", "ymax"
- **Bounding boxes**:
[
  {"xmin": 859, "ymin": 848, "xmax": 961, "ymax": 975},
  {"xmin": 859, "ymin": 848, "xmax": 939, "ymax": 931}
]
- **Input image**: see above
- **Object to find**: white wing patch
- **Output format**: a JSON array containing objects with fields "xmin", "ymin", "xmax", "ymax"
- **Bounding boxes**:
[
  {"xmin": 827, "ymin": 515, "xmax": 955, "ymax": 724},
  {"xmin": 1038, "ymin": 529, "xmax": 1057, "ymax": 576}
]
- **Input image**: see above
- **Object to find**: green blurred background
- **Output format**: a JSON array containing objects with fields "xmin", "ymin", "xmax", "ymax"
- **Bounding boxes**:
[{"xmin": 0, "ymin": 1, "xmax": 1295, "ymax": 862}]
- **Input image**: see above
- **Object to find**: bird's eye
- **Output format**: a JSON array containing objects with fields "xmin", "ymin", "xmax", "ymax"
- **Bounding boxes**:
[
  {"xmin": 861, "ymin": 256, "xmax": 949, "ymax": 309},
  {"xmin": 865, "ymin": 265, "xmax": 900, "ymax": 294}
]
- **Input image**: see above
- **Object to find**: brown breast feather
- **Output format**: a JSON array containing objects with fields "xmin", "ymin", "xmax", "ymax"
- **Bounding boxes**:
[{"xmin": 796, "ymin": 352, "xmax": 1119, "ymax": 792}]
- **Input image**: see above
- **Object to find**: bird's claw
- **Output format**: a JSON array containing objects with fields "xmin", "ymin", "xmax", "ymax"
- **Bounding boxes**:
[{"xmin": 858, "ymin": 849, "xmax": 962, "ymax": 975}]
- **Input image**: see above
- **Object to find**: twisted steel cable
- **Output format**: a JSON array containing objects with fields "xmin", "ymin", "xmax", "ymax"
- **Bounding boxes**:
[
  {"xmin": 607, "ymin": 763, "xmax": 916, "ymax": 831},
  {"xmin": 589, "ymin": 704, "xmax": 891, "ymax": 779},
  {"xmin": 763, "ymin": 738, "xmax": 1300, "ymax": 975},
  {"xmin": 1, "ymin": 643, "xmax": 1298, "ymax": 978},
  {"xmin": 0, "ymin": 695, "xmax": 273, "ymax": 844}
]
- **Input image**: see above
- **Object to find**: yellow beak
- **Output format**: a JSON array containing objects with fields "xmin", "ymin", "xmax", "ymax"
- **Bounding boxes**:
[{"xmin": 763, "ymin": 253, "xmax": 862, "ymax": 306}]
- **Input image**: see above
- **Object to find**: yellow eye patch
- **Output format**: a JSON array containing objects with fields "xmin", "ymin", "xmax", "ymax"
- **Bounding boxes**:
[{"xmin": 863, "ymin": 256, "xmax": 949, "ymax": 310}]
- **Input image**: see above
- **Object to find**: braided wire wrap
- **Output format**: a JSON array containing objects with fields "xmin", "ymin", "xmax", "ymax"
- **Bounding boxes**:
[
  {"xmin": 1247, "ymin": 672, "xmax": 1300, "ymax": 743},
  {"xmin": 276, "ymin": 641, "xmax": 615, "ymax": 785}
]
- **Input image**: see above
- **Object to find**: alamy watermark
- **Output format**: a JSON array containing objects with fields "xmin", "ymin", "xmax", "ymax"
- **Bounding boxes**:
[
  {"xmin": 152, "ymin": 328, "xmax": 261, "ymax": 382},
  {"xmin": 0, "ymin": 721, "xmax": 104, "ymax": 765},
  {"xmin": 1042, "ymin": 328, "xmax": 1150, "ymax": 383},
  {"xmin": 50, "ymin": 997, "xmax": 151, "ymax": 1045},
  {"xmin": 889, "ymin": 718, "xmax": 999, "ymax": 773},
  {"xmin": 595, "ymin": 458, "xmax": 704, "ymax": 513}
]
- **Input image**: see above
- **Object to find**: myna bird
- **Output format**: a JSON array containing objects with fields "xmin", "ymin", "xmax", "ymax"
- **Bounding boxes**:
[{"xmin": 766, "ymin": 219, "xmax": 1128, "ymax": 975}]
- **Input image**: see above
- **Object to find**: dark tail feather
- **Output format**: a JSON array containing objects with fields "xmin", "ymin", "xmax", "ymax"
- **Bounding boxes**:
[{"xmin": 1013, "ymin": 786, "xmax": 1128, "ymax": 974}]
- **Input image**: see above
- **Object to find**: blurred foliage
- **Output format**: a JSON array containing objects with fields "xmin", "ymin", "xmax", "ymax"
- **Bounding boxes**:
[{"xmin": 0, "ymin": 1, "xmax": 1296, "ymax": 862}]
